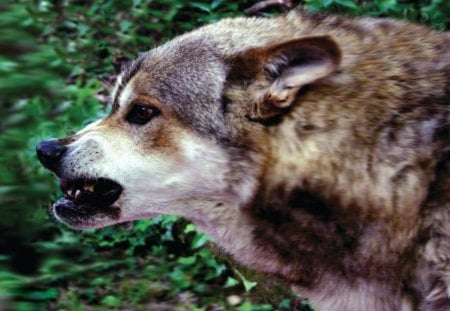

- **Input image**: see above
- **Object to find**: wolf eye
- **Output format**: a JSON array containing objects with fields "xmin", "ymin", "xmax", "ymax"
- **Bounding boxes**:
[{"xmin": 126, "ymin": 104, "xmax": 160, "ymax": 125}]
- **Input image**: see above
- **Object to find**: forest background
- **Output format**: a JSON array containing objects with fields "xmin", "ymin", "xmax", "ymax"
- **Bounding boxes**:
[{"xmin": 1, "ymin": 0, "xmax": 450, "ymax": 310}]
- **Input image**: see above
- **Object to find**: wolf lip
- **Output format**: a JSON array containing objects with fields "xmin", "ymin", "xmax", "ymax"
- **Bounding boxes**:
[{"xmin": 59, "ymin": 177, "xmax": 122, "ymax": 207}]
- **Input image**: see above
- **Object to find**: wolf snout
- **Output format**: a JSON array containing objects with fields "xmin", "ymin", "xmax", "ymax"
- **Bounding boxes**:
[{"xmin": 36, "ymin": 139, "xmax": 67, "ymax": 172}]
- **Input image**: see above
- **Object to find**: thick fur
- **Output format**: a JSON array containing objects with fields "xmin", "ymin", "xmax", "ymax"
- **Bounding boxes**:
[{"xmin": 47, "ymin": 10, "xmax": 449, "ymax": 311}]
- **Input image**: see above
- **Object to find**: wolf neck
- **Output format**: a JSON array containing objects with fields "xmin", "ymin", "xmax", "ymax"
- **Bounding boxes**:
[
  {"xmin": 184, "ymin": 164, "xmax": 359, "ymax": 285},
  {"xmin": 185, "ymin": 176, "xmax": 413, "ymax": 311},
  {"xmin": 184, "ymin": 201, "xmax": 257, "ymax": 261}
]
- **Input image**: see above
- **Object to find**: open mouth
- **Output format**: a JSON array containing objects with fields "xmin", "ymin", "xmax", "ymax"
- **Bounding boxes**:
[
  {"xmin": 52, "ymin": 177, "xmax": 123, "ymax": 228},
  {"xmin": 60, "ymin": 177, "xmax": 122, "ymax": 207}
]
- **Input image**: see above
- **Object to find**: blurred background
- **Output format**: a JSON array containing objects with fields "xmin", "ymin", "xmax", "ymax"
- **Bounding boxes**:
[{"xmin": 1, "ymin": 1, "xmax": 449, "ymax": 310}]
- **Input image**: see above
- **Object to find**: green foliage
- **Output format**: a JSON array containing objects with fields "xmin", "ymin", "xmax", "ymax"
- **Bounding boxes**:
[
  {"xmin": 304, "ymin": 0, "xmax": 450, "ymax": 30},
  {"xmin": 24, "ymin": 0, "xmax": 254, "ymax": 81},
  {"xmin": 1, "ymin": 0, "xmax": 448, "ymax": 310}
]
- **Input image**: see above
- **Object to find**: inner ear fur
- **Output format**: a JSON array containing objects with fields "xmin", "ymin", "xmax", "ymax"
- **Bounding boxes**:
[{"xmin": 231, "ymin": 35, "xmax": 342, "ymax": 121}]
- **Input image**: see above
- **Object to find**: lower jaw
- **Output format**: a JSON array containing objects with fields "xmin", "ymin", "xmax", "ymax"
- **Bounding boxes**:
[{"xmin": 52, "ymin": 198, "xmax": 121, "ymax": 229}]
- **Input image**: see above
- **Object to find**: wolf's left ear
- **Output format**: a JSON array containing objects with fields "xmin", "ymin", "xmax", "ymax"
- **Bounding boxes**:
[{"xmin": 233, "ymin": 35, "xmax": 341, "ymax": 121}]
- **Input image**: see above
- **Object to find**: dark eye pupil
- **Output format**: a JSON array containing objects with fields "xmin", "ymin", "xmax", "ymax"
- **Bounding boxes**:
[
  {"xmin": 137, "ymin": 106, "xmax": 150, "ymax": 118},
  {"xmin": 126, "ymin": 104, "xmax": 159, "ymax": 125}
]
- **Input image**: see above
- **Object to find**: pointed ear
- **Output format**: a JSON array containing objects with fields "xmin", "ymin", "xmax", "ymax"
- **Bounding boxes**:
[{"xmin": 233, "ymin": 36, "xmax": 341, "ymax": 121}]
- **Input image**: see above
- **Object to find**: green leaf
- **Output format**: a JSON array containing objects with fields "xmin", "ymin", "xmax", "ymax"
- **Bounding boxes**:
[
  {"xmin": 90, "ymin": 277, "xmax": 111, "ymax": 286},
  {"xmin": 335, "ymin": 0, "xmax": 358, "ymax": 9},
  {"xmin": 184, "ymin": 223, "xmax": 196, "ymax": 234},
  {"xmin": 134, "ymin": 219, "xmax": 154, "ymax": 232},
  {"xmin": 26, "ymin": 288, "xmax": 58, "ymax": 301},
  {"xmin": 101, "ymin": 295, "xmax": 121, "ymax": 307},
  {"xmin": 178, "ymin": 256, "xmax": 197, "ymax": 265},
  {"xmin": 168, "ymin": 269, "xmax": 191, "ymax": 289},
  {"xmin": 215, "ymin": 264, "xmax": 227, "ymax": 276},
  {"xmin": 191, "ymin": 234, "xmax": 210, "ymax": 249},
  {"xmin": 242, "ymin": 279, "xmax": 258, "ymax": 292},
  {"xmin": 120, "ymin": 20, "xmax": 132, "ymax": 32},
  {"xmin": 239, "ymin": 301, "xmax": 253, "ymax": 311},
  {"xmin": 211, "ymin": 0, "xmax": 225, "ymax": 10},
  {"xmin": 278, "ymin": 298, "xmax": 291, "ymax": 309},
  {"xmin": 224, "ymin": 276, "xmax": 240, "ymax": 288},
  {"xmin": 190, "ymin": 2, "xmax": 212, "ymax": 13}
]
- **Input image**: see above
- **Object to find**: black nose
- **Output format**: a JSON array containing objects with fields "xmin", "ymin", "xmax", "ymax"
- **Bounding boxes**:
[{"xmin": 36, "ymin": 139, "xmax": 67, "ymax": 172}]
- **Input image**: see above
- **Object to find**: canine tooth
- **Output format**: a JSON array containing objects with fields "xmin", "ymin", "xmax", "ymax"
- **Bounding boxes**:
[
  {"xmin": 75, "ymin": 189, "xmax": 81, "ymax": 198},
  {"xmin": 85, "ymin": 184, "xmax": 94, "ymax": 192}
]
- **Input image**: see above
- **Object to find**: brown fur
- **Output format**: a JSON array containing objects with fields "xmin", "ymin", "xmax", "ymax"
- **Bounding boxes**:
[{"xmin": 44, "ymin": 9, "xmax": 450, "ymax": 311}]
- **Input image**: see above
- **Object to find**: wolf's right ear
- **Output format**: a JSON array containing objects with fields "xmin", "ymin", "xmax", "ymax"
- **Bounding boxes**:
[{"xmin": 230, "ymin": 35, "xmax": 341, "ymax": 121}]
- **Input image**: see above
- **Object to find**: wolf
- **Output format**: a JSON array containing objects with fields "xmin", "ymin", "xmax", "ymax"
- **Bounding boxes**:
[{"xmin": 36, "ymin": 9, "xmax": 450, "ymax": 311}]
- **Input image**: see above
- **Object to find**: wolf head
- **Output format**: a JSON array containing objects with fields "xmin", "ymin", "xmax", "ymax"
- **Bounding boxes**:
[{"xmin": 36, "ymin": 15, "xmax": 341, "ymax": 229}]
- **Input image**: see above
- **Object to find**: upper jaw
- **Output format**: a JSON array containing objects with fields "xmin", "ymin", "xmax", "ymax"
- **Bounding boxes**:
[
  {"xmin": 52, "ymin": 177, "xmax": 123, "ymax": 228},
  {"xmin": 59, "ymin": 177, "xmax": 122, "ymax": 206}
]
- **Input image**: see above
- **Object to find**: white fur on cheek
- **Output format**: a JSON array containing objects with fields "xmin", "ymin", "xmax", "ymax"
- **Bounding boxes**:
[
  {"xmin": 178, "ymin": 136, "xmax": 259, "ymax": 207},
  {"xmin": 101, "ymin": 132, "xmax": 233, "ymax": 220},
  {"xmin": 178, "ymin": 136, "xmax": 230, "ymax": 194}
]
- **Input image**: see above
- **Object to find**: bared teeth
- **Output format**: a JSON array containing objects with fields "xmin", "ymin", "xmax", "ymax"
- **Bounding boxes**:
[
  {"xmin": 59, "ymin": 178, "xmax": 122, "ymax": 206},
  {"xmin": 65, "ymin": 184, "xmax": 94, "ymax": 200},
  {"xmin": 61, "ymin": 179, "xmax": 99, "ymax": 201}
]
